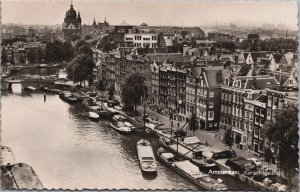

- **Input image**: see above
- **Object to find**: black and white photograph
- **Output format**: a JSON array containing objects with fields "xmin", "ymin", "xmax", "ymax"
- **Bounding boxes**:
[{"xmin": 0, "ymin": 0, "xmax": 299, "ymax": 191}]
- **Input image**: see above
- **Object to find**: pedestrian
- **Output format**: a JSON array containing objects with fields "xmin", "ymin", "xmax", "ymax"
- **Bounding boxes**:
[
  {"xmin": 205, "ymin": 141, "xmax": 208, "ymax": 146},
  {"xmin": 44, "ymin": 92, "xmax": 46, "ymax": 102}
]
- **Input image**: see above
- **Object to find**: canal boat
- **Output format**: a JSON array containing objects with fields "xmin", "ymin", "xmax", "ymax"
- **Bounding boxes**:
[
  {"xmin": 41, "ymin": 86, "xmax": 61, "ymax": 94},
  {"xmin": 109, "ymin": 121, "xmax": 132, "ymax": 134},
  {"xmin": 113, "ymin": 115, "xmax": 138, "ymax": 131},
  {"xmin": 98, "ymin": 110, "xmax": 114, "ymax": 119},
  {"xmin": 37, "ymin": 64, "xmax": 61, "ymax": 68},
  {"xmin": 23, "ymin": 86, "xmax": 37, "ymax": 91},
  {"xmin": 59, "ymin": 91, "xmax": 80, "ymax": 104},
  {"xmin": 159, "ymin": 137, "xmax": 217, "ymax": 171},
  {"xmin": 113, "ymin": 114, "xmax": 127, "ymax": 122},
  {"xmin": 157, "ymin": 148, "xmax": 228, "ymax": 191},
  {"xmin": 10, "ymin": 163, "xmax": 44, "ymax": 190},
  {"xmin": 84, "ymin": 110, "xmax": 100, "ymax": 121},
  {"xmin": 136, "ymin": 139, "xmax": 157, "ymax": 173},
  {"xmin": 1, "ymin": 146, "xmax": 16, "ymax": 168}
]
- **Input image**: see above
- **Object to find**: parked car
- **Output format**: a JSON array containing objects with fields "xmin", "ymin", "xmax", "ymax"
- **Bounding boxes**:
[
  {"xmin": 107, "ymin": 99, "xmax": 120, "ymax": 107},
  {"xmin": 226, "ymin": 156, "xmax": 256, "ymax": 173},
  {"xmin": 212, "ymin": 150, "xmax": 236, "ymax": 160},
  {"xmin": 122, "ymin": 104, "xmax": 134, "ymax": 111},
  {"xmin": 248, "ymin": 158, "xmax": 262, "ymax": 167},
  {"xmin": 87, "ymin": 91, "xmax": 97, "ymax": 97}
]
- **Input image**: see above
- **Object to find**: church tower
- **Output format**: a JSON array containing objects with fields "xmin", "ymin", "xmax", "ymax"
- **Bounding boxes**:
[{"xmin": 62, "ymin": 2, "xmax": 82, "ymax": 36}]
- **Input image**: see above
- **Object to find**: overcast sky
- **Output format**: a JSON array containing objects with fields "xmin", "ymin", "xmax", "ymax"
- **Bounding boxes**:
[{"xmin": 2, "ymin": 0, "xmax": 298, "ymax": 30}]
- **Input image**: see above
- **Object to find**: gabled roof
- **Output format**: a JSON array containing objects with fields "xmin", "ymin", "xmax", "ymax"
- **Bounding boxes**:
[
  {"xmin": 243, "ymin": 52, "xmax": 250, "ymax": 59},
  {"xmin": 274, "ymin": 73, "xmax": 292, "ymax": 85},
  {"xmin": 203, "ymin": 68, "xmax": 223, "ymax": 88},
  {"xmin": 237, "ymin": 65, "xmax": 251, "ymax": 76},
  {"xmin": 245, "ymin": 76, "xmax": 279, "ymax": 90},
  {"xmin": 273, "ymin": 53, "xmax": 283, "ymax": 63},
  {"xmin": 145, "ymin": 53, "xmax": 183, "ymax": 63}
]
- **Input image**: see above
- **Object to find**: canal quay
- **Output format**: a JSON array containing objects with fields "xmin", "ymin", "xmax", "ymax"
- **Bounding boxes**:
[{"xmin": 1, "ymin": 69, "xmax": 256, "ymax": 190}]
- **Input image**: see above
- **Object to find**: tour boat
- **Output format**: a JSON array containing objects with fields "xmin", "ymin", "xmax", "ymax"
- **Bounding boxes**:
[
  {"xmin": 136, "ymin": 139, "xmax": 157, "ymax": 173},
  {"xmin": 157, "ymin": 148, "xmax": 228, "ymax": 191},
  {"xmin": 84, "ymin": 110, "xmax": 100, "ymax": 121},
  {"xmin": 109, "ymin": 122, "xmax": 132, "ymax": 134},
  {"xmin": 59, "ymin": 91, "xmax": 80, "ymax": 104},
  {"xmin": 159, "ymin": 137, "xmax": 217, "ymax": 171}
]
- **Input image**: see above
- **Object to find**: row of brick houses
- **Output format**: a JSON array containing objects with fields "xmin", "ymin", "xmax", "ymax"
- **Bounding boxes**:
[{"xmin": 93, "ymin": 41, "xmax": 298, "ymax": 156}]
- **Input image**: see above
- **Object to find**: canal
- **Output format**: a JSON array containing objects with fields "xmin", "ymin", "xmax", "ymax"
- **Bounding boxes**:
[
  {"xmin": 1, "ymin": 68, "xmax": 257, "ymax": 190},
  {"xmin": 1, "ymin": 89, "xmax": 198, "ymax": 190}
]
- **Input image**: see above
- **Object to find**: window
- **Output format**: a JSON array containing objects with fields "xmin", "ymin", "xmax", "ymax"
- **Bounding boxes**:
[
  {"xmin": 289, "ymin": 79, "xmax": 293, "ymax": 84},
  {"xmin": 152, "ymin": 36, "xmax": 157, "ymax": 40},
  {"xmin": 267, "ymin": 109, "xmax": 271, "ymax": 120},
  {"xmin": 221, "ymin": 104, "xmax": 224, "ymax": 112},
  {"xmin": 245, "ymin": 121, "xmax": 249, "ymax": 129},
  {"xmin": 245, "ymin": 111, "xmax": 249, "ymax": 118},
  {"xmin": 214, "ymin": 122, "xmax": 218, "ymax": 126},
  {"xmin": 273, "ymin": 98, "xmax": 278, "ymax": 107},
  {"xmin": 209, "ymin": 123, "xmax": 212, "ymax": 127},
  {"xmin": 267, "ymin": 96, "xmax": 272, "ymax": 107},
  {"xmin": 254, "ymin": 127, "xmax": 259, "ymax": 137},
  {"xmin": 209, "ymin": 91, "xmax": 214, "ymax": 98},
  {"xmin": 249, "ymin": 113, "xmax": 253, "ymax": 120},
  {"xmin": 249, "ymin": 124, "xmax": 253, "ymax": 131},
  {"xmin": 209, "ymin": 102, "xmax": 214, "ymax": 108},
  {"xmin": 208, "ymin": 111, "xmax": 214, "ymax": 120}
]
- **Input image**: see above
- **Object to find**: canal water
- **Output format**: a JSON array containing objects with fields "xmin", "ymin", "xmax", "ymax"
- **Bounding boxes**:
[
  {"xmin": 1, "ymin": 68, "xmax": 257, "ymax": 190},
  {"xmin": 1, "ymin": 90, "xmax": 197, "ymax": 190}
]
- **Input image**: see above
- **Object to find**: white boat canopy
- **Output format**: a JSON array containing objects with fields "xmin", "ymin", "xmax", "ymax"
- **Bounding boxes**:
[{"xmin": 183, "ymin": 136, "xmax": 201, "ymax": 145}]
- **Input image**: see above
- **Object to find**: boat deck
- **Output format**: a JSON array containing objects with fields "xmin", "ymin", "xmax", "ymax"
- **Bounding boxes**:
[
  {"xmin": 10, "ymin": 163, "xmax": 44, "ymax": 190},
  {"xmin": 1, "ymin": 146, "xmax": 16, "ymax": 166}
]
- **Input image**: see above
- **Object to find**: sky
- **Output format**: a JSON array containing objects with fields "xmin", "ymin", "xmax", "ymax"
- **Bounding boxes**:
[{"xmin": 2, "ymin": 0, "xmax": 298, "ymax": 30}]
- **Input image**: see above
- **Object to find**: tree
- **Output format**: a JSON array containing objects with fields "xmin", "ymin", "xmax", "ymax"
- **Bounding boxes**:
[
  {"xmin": 264, "ymin": 147, "xmax": 273, "ymax": 170},
  {"xmin": 1, "ymin": 48, "xmax": 8, "ymax": 65},
  {"xmin": 98, "ymin": 79, "xmax": 105, "ymax": 95},
  {"xmin": 108, "ymin": 85, "xmax": 115, "ymax": 100},
  {"xmin": 62, "ymin": 40, "xmax": 74, "ymax": 61},
  {"xmin": 189, "ymin": 113, "xmax": 198, "ymax": 136},
  {"xmin": 75, "ymin": 39, "xmax": 89, "ymax": 52},
  {"xmin": 78, "ymin": 45, "xmax": 92, "ymax": 56},
  {"xmin": 121, "ymin": 73, "xmax": 147, "ymax": 111},
  {"xmin": 45, "ymin": 40, "xmax": 64, "ymax": 63},
  {"xmin": 66, "ymin": 54, "xmax": 95, "ymax": 85},
  {"xmin": 37, "ymin": 48, "xmax": 45, "ymax": 63},
  {"xmin": 84, "ymin": 34, "xmax": 92, "ymax": 40},
  {"xmin": 224, "ymin": 129, "xmax": 233, "ymax": 149},
  {"xmin": 27, "ymin": 49, "xmax": 37, "ymax": 64},
  {"xmin": 235, "ymin": 135, "xmax": 241, "ymax": 145},
  {"xmin": 264, "ymin": 104, "xmax": 298, "ymax": 189}
]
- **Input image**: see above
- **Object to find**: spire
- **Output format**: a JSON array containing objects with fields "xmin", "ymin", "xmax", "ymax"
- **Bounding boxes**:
[{"xmin": 70, "ymin": 0, "xmax": 73, "ymax": 8}]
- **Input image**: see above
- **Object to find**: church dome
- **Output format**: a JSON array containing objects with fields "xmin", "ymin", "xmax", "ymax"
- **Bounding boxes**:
[{"xmin": 66, "ymin": 4, "xmax": 77, "ymax": 19}]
